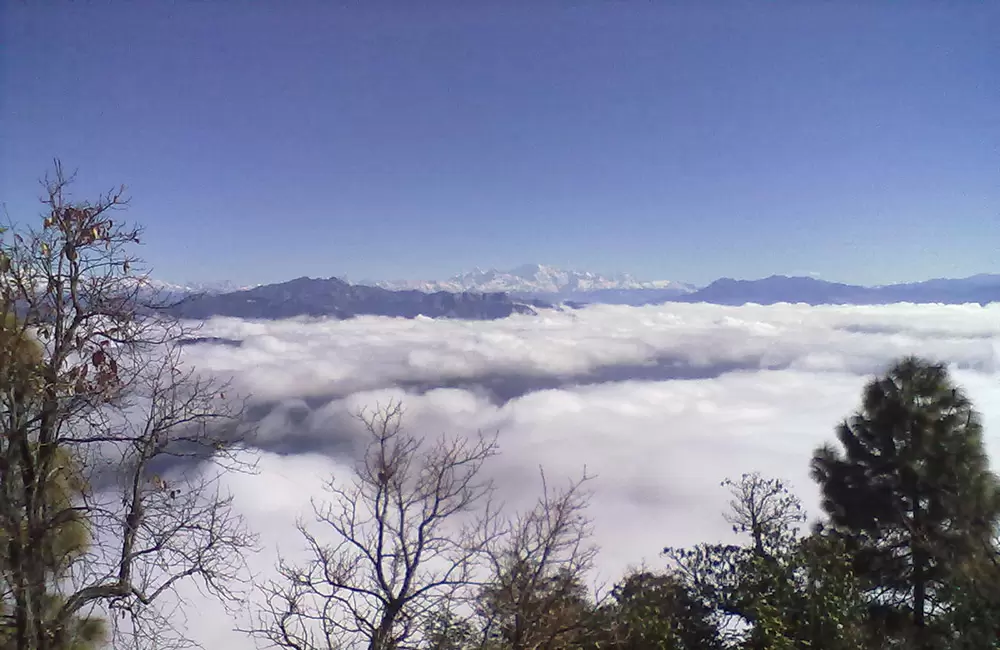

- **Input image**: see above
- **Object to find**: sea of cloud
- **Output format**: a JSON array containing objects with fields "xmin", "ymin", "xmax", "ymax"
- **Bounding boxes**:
[{"xmin": 152, "ymin": 302, "xmax": 1000, "ymax": 647}]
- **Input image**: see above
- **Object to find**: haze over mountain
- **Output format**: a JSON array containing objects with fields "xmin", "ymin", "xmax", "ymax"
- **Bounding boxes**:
[
  {"xmin": 138, "ymin": 278, "xmax": 259, "ymax": 299},
  {"xmin": 377, "ymin": 263, "xmax": 695, "ymax": 293},
  {"xmin": 375, "ymin": 264, "xmax": 1000, "ymax": 308},
  {"xmin": 153, "ymin": 269, "xmax": 1000, "ymax": 322},
  {"xmin": 682, "ymin": 273, "xmax": 1000, "ymax": 306},
  {"xmin": 376, "ymin": 264, "xmax": 697, "ymax": 306},
  {"xmin": 168, "ymin": 276, "xmax": 541, "ymax": 321}
]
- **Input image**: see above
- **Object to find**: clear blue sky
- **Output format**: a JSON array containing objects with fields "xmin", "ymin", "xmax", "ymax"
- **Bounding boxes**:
[{"xmin": 2, "ymin": 2, "xmax": 997, "ymax": 287}]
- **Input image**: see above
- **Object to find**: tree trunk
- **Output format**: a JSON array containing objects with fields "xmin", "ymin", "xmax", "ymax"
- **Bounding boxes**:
[
  {"xmin": 29, "ymin": 551, "xmax": 49, "ymax": 650},
  {"xmin": 909, "ymin": 476, "xmax": 930, "ymax": 650},
  {"xmin": 909, "ymin": 417, "xmax": 927, "ymax": 648},
  {"xmin": 913, "ymin": 542, "xmax": 926, "ymax": 641},
  {"xmin": 369, "ymin": 604, "xmax": 400, "ymax": 650},
  {"xmin": 10, "ymin": 537, "xmax": 32, "ymax": 650}
]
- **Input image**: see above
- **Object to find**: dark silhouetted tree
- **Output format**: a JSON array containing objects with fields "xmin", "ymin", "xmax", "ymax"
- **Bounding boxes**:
[
  {"xmin": 588, "ymin": 570, "xmax": 722, "ymax": 650},
  {"xmin": 811, "ymin": 356, "xmax": 1000, "ymax": 647},
  {"xmin": 667, "ymin": 473, "xmax": 869, "ymax": 650}
]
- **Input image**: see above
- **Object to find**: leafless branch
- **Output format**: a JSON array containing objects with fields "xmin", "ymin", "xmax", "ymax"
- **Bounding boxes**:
[
  {"xmin": 474, "ymin": 468, "xmax": 598, "ymax": 650},
  {"xmin": 246, "ymin": 401, "xmax": 500, "ymax": 650},
  {"xmin": 0, "ymin": 162, "xmax": 258, "ymax": 650}
]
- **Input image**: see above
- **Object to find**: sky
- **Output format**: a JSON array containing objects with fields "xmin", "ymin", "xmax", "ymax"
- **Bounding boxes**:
[{"xmin": 2, "ymin": 1, "xmax": 998, "ymax": 287}]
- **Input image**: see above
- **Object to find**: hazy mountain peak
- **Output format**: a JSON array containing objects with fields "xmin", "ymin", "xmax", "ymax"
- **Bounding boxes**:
[{"xmin": 377, "ymin": 264, "xmax": 695, "ymax": 295}]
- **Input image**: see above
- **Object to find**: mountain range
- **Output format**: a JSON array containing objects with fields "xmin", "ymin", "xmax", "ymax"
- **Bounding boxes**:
[
  {"xmin": 375, "ymin": 264, "xmax": 696, "ymax": 306},
  {"xmin": 155, "ymin": 266, "xmax": 1000, "ymax": 322},
  {"xmin": 167, "ymin": 276, "xmax": 542, "ymax": 321},
  {"xmin": 377, "ymin": 263, "xmax": 694, "ymax": 293},
  {"xmin": 683, "ymin": 273, "xmax": 1000, "ymax": 306}
]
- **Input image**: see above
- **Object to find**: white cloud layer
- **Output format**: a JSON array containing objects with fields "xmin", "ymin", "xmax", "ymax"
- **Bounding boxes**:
[
  {"xmin": 142, "ymin": 303, "xmax": 1000, "ymax": 647},
  {"xmin": 191, "ymin": 303, "xmax": 1000, "ymax": 402}
]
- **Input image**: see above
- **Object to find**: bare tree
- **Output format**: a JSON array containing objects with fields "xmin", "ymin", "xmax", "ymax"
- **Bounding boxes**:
[
  {"xmin": 474, "ymin": 470, "xmax": 598, "ymax": 650},
  {"xmin": 0, "ymin": 162, "xmax": 257, "ymax": 650},
  {"xmin": 721, "ymin": 473, "xmax": 805, "ymax": 561},
  {"xmin": 248, "ymin": 402, "xmax": 500, "ymax": 650}
]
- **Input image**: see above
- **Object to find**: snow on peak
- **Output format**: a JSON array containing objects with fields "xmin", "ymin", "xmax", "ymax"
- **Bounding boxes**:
[
  {"xmin": 132, "ymin": 278, "xmax": 260, "ymax": 296},
  {"xmin": 377, "ymin": 264, "xmax": 694, "ymax": 295}
]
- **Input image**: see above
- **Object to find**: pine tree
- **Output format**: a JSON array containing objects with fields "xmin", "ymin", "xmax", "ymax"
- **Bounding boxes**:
[
  {"xmin": 1, "ymin": 164, "xmax": 254, "ymax": 650},
  {"xmin": 810, "ymin": 356, "xmax": 1000, "ymax": 647},
  {"xmin": 0, "ymin": 314, "xmax": 107, "ymax": 649}
]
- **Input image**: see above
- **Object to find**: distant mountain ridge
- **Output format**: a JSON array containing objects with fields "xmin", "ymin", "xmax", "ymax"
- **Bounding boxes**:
[
  {"xmin": 377, "ymin": 263, "xmax": 696, "ymax": 305},
  {"xmin": 168, "ymin": 276, "xmax": 541, "ymax": 321},
  {"xmin": 154, "ymin": 270, "xmax": 1000, "ymax": 323},
  {"xmin": 378, "ymin": 265, "xmax": 1000, "ymax": 307},
  {"xmin": 681, "ymin": 274, "xmax": 1000, "ymax": 306},
  {"xmin": 134, "ymin": 278, "xmax": 260, "ymax": 303}
]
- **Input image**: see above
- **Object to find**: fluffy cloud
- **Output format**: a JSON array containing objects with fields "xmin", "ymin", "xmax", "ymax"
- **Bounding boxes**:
[
  {"xmin": 190, "ymin": 303, "xmax": 1000, "ymax": 403},
  {"xmin": 156, "ymin": 302, "xmax": 1000, "ymax": 647}
]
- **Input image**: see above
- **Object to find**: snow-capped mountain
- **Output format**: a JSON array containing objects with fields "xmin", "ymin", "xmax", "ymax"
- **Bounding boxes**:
[
  {"xmin": 377, "ymin": 264, "xmax": 695, "ymax": 298},
  {"xmin": 123, "ymin": 270, "xmax": 1000, "ymax": 322},
  {"xmin": 163, "ymin": 279, "xmax": 260, "ymax": 294},
  {"xmin": 136, "ymin": 278, "xmax": 259, "ymax": 296},
  {"xmin": 123, "ymin": 277, "xmax": 263, "ymax": 306}
]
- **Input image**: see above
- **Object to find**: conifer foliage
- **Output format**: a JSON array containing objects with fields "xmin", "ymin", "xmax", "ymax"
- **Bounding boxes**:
[
  {"xmin": 811, "ymin": 356, "xmax": 1000, "ymax": 646},
  {"xmin": 0, "ymin": 163, "xmax": 256, "ymax": 650}
]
